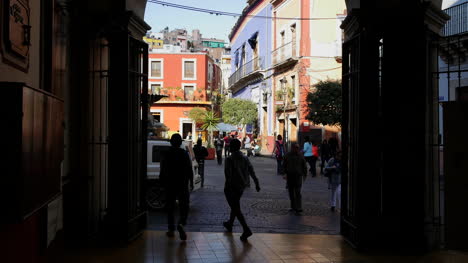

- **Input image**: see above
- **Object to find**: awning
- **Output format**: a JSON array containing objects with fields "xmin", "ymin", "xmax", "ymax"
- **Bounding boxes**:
[{"xmin": 216, "ymin": 123, "xmax": 237, "ymax": 132}]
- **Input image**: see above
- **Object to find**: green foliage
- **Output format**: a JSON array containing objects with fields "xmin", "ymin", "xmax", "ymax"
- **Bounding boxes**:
[
  {"xmin": 222, "ymin": 98, "xmax": 258, "ymax": 126},
  {"xmin": 306, "ymin": 80, "xmax": 342, "ymax": 126},
  {"xmin": 201, "ymin": 111, "xmax": 220, "ymax": 148},
  {"xmin": 200, "ymin": 111, "xmax": 220, "ymax": 132},
  {"xmin": 188, "ymin": 107, "xmax": 206, "ymax": 125}
]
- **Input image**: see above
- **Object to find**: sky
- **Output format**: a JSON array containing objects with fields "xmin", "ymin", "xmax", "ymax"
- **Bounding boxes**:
[
  {"xmin": 442, "ymin": 0, "xmax": 468, "ymax": 9},
  {"xmin": 144, "ymin": 0, "xmax": 247, "ymax": 43}
]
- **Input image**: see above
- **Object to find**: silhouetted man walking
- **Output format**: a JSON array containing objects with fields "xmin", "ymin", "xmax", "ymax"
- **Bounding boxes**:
[
  {"xmin": 283, "ymin": 143, "xmax": 307, "ymax": 214},
  {"xmin": 193, "ymin": 138, "xmax": 208, "ymax": 187},
  {"xmin": 223, "ymin": 139, "xmax": 260, "ymax": 241},
  {"xmin": 160, "ymin": 134, "xmax": 194, "ymax": 241},
  {"xmin": 214, "ymin": 135, "xmax": 224, "ymax": 165}
]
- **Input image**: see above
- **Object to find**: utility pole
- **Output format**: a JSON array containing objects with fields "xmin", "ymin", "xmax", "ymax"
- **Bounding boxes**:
[{"xmin": 281, "ymin": 78, "xmax": 288, "ymax": 150}]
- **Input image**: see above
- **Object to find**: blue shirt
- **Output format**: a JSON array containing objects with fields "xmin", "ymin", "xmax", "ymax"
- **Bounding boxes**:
[{"xmin": 303, "ymin": 142, "xmax": 312, "ymax": 157}]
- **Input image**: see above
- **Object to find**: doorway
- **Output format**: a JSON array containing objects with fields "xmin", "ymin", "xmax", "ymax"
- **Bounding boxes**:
[{"xmin": 182, "ymin": 122, "xmax": 193, "ymax": 139}]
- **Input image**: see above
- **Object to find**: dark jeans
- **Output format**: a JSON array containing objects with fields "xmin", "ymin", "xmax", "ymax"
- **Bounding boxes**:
[
  {"xmin": 246, "ymin": 148, "xmax": 253, "ymax": 157},
  {"xmin": 224, "ymin": 188, "xmax": 250, "ymax": 232},
  {"xmin": 276, "ymin": 159, "xmax": 284, "ymax": 175},
  {"xmin": 288, "ymin": 184, "xmax": 302, "ymax": 211},
  {"xmin": 305, "ymin": 156, "xmax": 317, "ymax": 177},
  {"xmin": 166, "ymin": 190, "xmax": 190, "ymax": 231},
  {"xmin": 216, "ymin": 150, "xmax": 223, "ymax": 165},
  {"xmin": 197, "ymin": 159, "xmax": 205, "ymax": 187}
]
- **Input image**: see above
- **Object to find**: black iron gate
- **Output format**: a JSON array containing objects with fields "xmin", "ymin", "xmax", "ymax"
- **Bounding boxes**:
[
  {"xmin": 433, "ymin": 32, "xmax": 468, "ymax": 249},
  {"xmin": 105, "ymin": 33, "xmax": 149, "ymax": 241}
]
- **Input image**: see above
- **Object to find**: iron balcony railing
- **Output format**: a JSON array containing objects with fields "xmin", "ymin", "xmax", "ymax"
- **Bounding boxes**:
[
  {"xmin": 272, "ymin": 41, "xmax": 297, "ymax": 65},
  {"xmin": 443, "ymin": 2, "xmax": 468, "ymax": 36},
  {"xmin": 228, "ymin": 56, "xmax": 264, "ymax": 87}
]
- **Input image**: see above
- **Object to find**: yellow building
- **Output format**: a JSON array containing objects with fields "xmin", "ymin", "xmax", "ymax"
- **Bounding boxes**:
[{"xmin": 143, "ymin": 36, "xmax": 164, "ymax": 50}]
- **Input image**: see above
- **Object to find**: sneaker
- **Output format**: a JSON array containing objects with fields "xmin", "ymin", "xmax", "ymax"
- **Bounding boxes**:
[
  {"xmin": 177, "ymin": 224, "xmax": 187, "ymax": 241},
  {"xmin": 240, "ymin": 229, "xmax": 253, "ymax": 242},
  {"xmin": 166, "ymin": 231, "xmax": 175, "ymax": 237},
  {"xmin": 223, "ymin": 221, "xmax": 233, "ymax": 232}
]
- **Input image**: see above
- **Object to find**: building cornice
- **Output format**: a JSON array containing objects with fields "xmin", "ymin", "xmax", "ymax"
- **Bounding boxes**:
[
  {"xmin": 229, "ymin": 0, "xmax": 263, "ymax": 41},
  {"xmin": 154, "ymin": 101, "xmax": 212, "ymax": 105}
]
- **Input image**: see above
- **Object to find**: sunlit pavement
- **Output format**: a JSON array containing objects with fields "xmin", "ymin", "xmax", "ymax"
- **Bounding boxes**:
[{"xmin": 149, "ymin": 155, "xmax": 340, "ymax": 235}]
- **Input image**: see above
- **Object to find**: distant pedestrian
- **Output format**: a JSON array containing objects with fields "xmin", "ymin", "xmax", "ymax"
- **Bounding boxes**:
[
  {"xmin": 193, "ymin": 139, "xmax": 208, "ymax": 187},
  {"xmin": 274, "ymin": 135, "xmax": 285, "ymax": 175},
  {"xmin": 243, "ymin": 135, "xmax": 253, "ymax": 157},
  {"xmin": 224, "ymin": 135, "xmax": 231, "ymax": 157},
  {"xmin": 302, "ymin": 136, "xmax": 314, "ymax": 176},
  {"xmin": 159, "ymin": 134, "xmax": 194, "ymax": 240},
  {"xmin": 185, "ymin": 132, "xmax": 192, "ymax": 140},
  {"xmin": 328, "ymin": 137, "xmax": 338, "ymax": 158},
  {"xmin": 311, "ymin": 141, "xmax": 319, "ymax": 177},
  {"xmin": 320, "ymin": 139, "xmax": 331, "ymax": 174},
  {"xmin": 283, "ymin": 143, "xmax": 307, "ymax": 215},
  {"xmin": 324, "ymin": 151, "xmax": 342, "ymax": 212},
  {"xmin": 223, "ymin": 139, "xmax": 261, "ymax": 242},
  {"xmin": 214, "ymin": 135, "xmax": 224, "ymax": 165}
]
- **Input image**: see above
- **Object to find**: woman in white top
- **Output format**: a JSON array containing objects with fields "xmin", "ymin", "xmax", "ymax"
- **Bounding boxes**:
[{"xmin": 244, "ymin": 136, "xmax": 252, "ymax": 157}]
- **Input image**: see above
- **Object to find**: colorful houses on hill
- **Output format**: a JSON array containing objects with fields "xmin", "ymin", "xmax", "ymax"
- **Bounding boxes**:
[{"xmin": 229, "ymin": 0, "xmax": 346, "ymax": 152}]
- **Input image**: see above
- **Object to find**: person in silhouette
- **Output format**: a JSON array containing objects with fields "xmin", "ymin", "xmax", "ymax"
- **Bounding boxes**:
[
  {"xmin": 214, "ymin": 135, "xmax": 224, "ymax": 165},
  {"xmin": 223, "ymin": 139, "xmax": 260, "ymax": 242},
  {"xmin": 224, "ymin": 134, "xmax": 231, "ymax": 157},
  {"xmin": 159, "ymin": 133, "xmax": 193, "ymax": 241},
  {"xmin": 283, "ymin": 143, "xmax": 307, "ymax": 215},
  {"xmin": 193, "ymin": 138, "xmax": 208, "ymax": 187},
  {"xmin": 274, "ymin": 135, "xmax": 285, "ymax": 175},
  {"xmin": 311, "ymin": 141, "xmax": 319, "ymax": 177},
  {"xmin": 320, "ymin": 139, "xmax": 331, "ymax": 174},
  {"xmin": 324, "ymin": 151, "xmax": 342, "ymax": 212}
]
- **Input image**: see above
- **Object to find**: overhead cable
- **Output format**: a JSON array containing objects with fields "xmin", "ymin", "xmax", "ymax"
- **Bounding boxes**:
[{"xmin": 148, "ymin": 0, "xmax": 340, "ymax": 20}]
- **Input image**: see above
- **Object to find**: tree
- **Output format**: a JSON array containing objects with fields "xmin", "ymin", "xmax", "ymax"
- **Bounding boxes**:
[
  {"xmin": 201, "ymin": 111, "xmax": 220, "ymax": 148},
  {"xmin": 222, "ymin": 98, "xmax": 258, "ymax": 132},
  {"xmin": 188, "ymin": 107, "xmax": 206, "ymax": 125},
  {"xmin": 306, "ymin": 80, "xmax": 342, "ymax": 126}
]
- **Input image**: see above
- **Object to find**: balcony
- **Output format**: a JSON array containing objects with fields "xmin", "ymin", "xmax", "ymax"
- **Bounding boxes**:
[
  {"xmin": 228, "ymin": 56, "xmax": 264, "ymax": 92},
  {"xmin": 272, "ymin": 41, "xmax": 298, "ymax": 69},
  {"xmin": 443, "ymin": 3, "xmax": 468, "ymax": 36}
]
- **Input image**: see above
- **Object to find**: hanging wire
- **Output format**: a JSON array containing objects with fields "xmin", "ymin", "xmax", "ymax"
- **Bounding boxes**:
[{"xmin": 148, "ymin": 0, "xmax": 340, "ymax": 20}]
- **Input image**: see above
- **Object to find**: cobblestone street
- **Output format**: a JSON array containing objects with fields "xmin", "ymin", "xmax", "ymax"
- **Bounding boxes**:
[{"xmin": 148, "ymin": 155, "xmax": 340, "ymax": 235}]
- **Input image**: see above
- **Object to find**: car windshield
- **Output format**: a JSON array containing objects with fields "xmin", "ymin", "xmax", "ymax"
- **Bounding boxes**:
[{"xmin": 152, "ymin": 145, "xmax": 170, "ymax": 162}]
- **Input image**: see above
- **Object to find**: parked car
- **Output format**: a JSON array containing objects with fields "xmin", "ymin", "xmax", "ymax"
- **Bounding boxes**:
[{"xmin": 146, "ymin": 139, "xmax": 201, "ymax": 210}]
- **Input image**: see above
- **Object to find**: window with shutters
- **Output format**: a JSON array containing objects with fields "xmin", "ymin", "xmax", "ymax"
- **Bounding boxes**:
[
  {"xmin": 183, "ymin": 59, "xmax": 197, "ymax": 80},
  {"xmin": 150, "ymin": 59, "xmax": 163, "ymax": 78}
]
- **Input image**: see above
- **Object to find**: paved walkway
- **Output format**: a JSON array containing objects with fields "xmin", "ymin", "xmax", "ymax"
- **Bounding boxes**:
[
  {"xmin": 63, "ymin": 231, "xmax": 468, "ymax": 263},
  {"xmin": 149, "ymin": 155, "xmax": 340, "ymax": 235}
]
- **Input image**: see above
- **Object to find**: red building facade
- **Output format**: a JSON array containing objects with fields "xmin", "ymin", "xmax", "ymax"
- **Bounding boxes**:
[{"xmin": 148, "ymin": 53, "xmax": 221, "ymax": 139}]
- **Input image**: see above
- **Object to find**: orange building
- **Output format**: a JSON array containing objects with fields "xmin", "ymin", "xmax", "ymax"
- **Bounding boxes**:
[{"xmin": 148, "ymin": 52, "xmax": 221, "ymax": 139}]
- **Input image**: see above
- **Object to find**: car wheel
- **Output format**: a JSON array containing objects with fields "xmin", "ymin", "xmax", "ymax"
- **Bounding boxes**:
[{"xmin": 146, "ymin": 184, "xmax": 166, "ymax": 210}]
